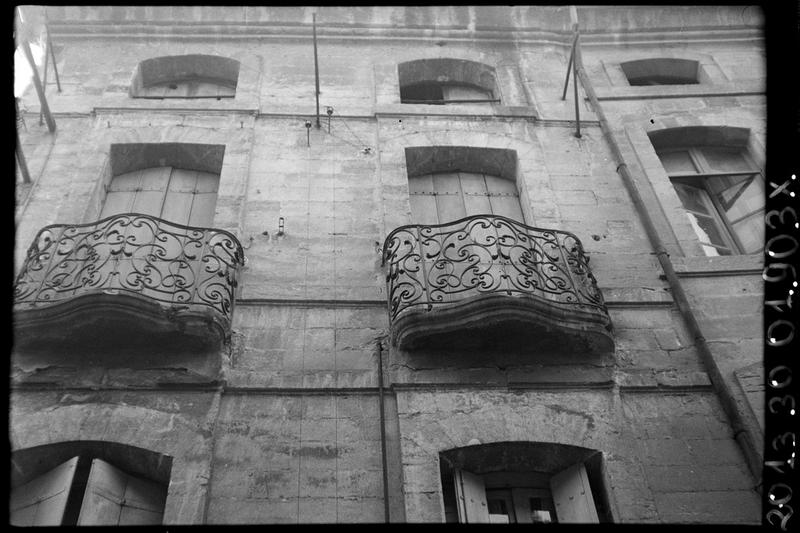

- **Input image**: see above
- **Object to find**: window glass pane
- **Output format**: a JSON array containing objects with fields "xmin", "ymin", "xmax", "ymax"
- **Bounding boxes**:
[
  {"xmin": 487, "ymin": 498, "xmax": 508, "ymax": 515},
  {"xmin": 710, "ymin": 175, "xmax": 764, "ymax": 222},
  {"xmin": 701, "ymin": 147, "xmax": 750, "ymax": 172},
  {"xmin": 660, "ymin": 151, "xmax": 697, "ymax": 174},
  {"xmin": 673, "ymin": 182, "xmax": 711, "ymax": 214},
  {"xmin": 684, "ymin": 211, "xmax": 731, "ymax": 251},
  {"xmin": 732, "ymin": 212, "xmax": 763, "ymax": 254}
]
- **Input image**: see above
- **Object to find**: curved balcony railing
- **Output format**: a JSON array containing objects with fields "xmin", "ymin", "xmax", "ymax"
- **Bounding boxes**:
[
  {"xmin": 382, "ymin": 214, "xmax": 613, "ymax": 351},
  {"xmin": 13, "ymin": 213, "xmax": 245, "ymax": 351}
]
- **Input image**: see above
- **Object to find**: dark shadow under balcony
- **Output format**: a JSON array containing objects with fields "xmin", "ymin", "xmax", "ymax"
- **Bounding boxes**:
[
  {"xmin": 13, "ymin": 213, "xmax": 245, "ymax": 356},
  {"xmin": 382, "ymin": 215, "xmax": 614, "ymax": 353}
]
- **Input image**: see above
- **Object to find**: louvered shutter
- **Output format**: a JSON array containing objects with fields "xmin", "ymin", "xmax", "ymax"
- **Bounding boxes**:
[
  {"xmin": 9, "ymin": 456, "xmax": 79, "ymax": 526},
  {"xmin": 101, "ymin": 166, "xmax": 219, "ymax": 227},
  {"xmin": 454, "ymin": 469, "xmax": 490, "ymax": 523},
  {"xmin": 77, "ymin": 458, "xmax": 167, "ymax": 525},
  {"xmin": 549, "ymin": 462, "xmax": 599, "ymax": 523}
]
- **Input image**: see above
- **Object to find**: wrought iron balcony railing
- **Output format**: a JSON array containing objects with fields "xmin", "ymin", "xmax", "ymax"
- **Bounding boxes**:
[
  {"xmin": 382, "ymin": 214, "xmax": 613, "ymax": 351},
  {"xmin": 14, "ymin": 213, "xmax": 245, "ymax": 351}
]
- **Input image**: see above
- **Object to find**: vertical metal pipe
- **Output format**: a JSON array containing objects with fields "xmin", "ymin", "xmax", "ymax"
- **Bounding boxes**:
[
  {"xmin": 572, "ymin": 33, "xmax": 581, "ymax": 138},
  {"xmin": 376, "ymin": 339, "xmax": 391, "ymax": 522},
  {"xmin": 21, "ymin": 39, "xmax": 55, "ymax": 133},
  {"xmin": 312, "ymin": 13, "xmax": 321, "ymax": 129}
]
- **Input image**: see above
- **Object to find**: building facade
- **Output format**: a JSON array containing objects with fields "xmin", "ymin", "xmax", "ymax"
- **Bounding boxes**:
[{"xmin": 12, "ymin": 6, "xmax": 766, "ymax": 524}]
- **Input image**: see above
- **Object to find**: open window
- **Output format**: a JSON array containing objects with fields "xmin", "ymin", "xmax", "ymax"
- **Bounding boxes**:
[
  {"xmin": 440, "ymin": 442, "xmax": 612, "ymax": 524},
  {"xmin": 621, "ymin": 58, "xmax": 701, "ymax": 86},
  {"xmin": 130, "ymin": 54, "xmax": 240, "ymax": 99},
  {"xmin": 398, "ymin": 58, "xmax": 499, "ymax": 105},
  {"xmin": 649, "ymin": 127, "xmax": 764, "ymax": 256},
  {"xmin": 10, "ymin": 442, "xmax": 172, "ymax": 526}
]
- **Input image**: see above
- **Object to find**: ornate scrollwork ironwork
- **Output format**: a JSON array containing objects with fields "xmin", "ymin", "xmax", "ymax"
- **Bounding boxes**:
[
  {"xmin": 382, "ymin": 214, "xmax": 607, "ymax": 321},
  {"xmin": 14, "ymin": 213, "xmax": 245, "ymax": 320}
]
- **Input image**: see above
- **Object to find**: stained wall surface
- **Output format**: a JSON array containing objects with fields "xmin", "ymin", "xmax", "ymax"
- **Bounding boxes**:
[{"xmin": 12, "ymin": 6, "xmax": 764, "ymax": 524}]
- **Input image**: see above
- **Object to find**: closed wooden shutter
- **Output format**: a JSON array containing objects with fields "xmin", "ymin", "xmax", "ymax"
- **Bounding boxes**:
[
  {"xmin": 409, "ymin": 171, "xmax": 522, "ymax": 224},
  {"xmin": 409, "ymin": 172, "xmax": 523, "ymax": 298},
  {"xmin": 10, "ymin": 456, "xmax": 79, "ymax": 526},
  {"xmin": 454, "ymin": 469, "xmax": 490, "ymax": 523},
  {"xmin": 549, "ymin": 463, "xmax": 599, "ymax": 523},
  {"xmin": 77, "ymin": 458, "xmax": 167, "ymax": 525},
  {"xmin": 100, "ymin": 166, "xmax": 219, "ymax": 227}
]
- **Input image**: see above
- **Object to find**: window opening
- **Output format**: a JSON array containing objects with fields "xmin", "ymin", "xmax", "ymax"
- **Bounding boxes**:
[
  {"xmin": 10, "ymin": 449, "xmax": 170, "ymax": 526},
  {"xmin": 401, "ymin": 81, "xmax": 496, "ymax": 105},
  {"xmin": 440, "ymin": 443, "xmax": 611, "ymax": 524},
  {"xmin": 621, "ymin": 58, "xmax": 700, "ymax": 86},
  {"xmin": 409, "ymin": 170, "xmax": 523, "ymax": 225},
  {"xmin": 398, "ymin": 58, "xmax": 499, "ymax": 105},
  {"xmin": 658, "ymin": 146, "xmax": 763, "ymax": 255},
  {"xmin": 450, "ymin": 465, "xmax": 598, "ymax": 523},
  {"xmin": 131, "ymin": 55, "xmax": 239, "ymax": 99},
  {"xmin": 101, "ymin": 166, "xmax": 220, "ymax": 227}
]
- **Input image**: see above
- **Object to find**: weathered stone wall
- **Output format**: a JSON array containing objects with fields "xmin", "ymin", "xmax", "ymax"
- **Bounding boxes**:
[
  {"xmin": 9, "ymin": 391, "xmax": 218, "ymax": 524},
  {"xmin": 206, "ymin": 394, "xmax": 387, "ymax": 523},
  {"xmin": 395, "ymin": 389, "xmax": 758, "ymax": 523},
  {"xmin": 12, "ymin": 5, "xmax": 764, "ymax": 525}
]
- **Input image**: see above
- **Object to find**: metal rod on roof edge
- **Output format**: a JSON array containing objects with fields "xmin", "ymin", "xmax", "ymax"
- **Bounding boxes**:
[
  {"xmin": 21, "ymin": 39, "xmax": 56, "ymax": 133},
  {"xmin": 46, "ymin": 24, "xmax": 61, "ymax": 92},
  {"xmin": 570, "ymin": 5, "xmax": 581, "ymax": 137},
  {"xmin": 561, "ymin": 33, "xmax": 577, "ymax": 101},
  {"xmin": 40, "ymin": 28, "xmax": 49, "ymax": 126},
  {"xmin": 313, "ymin": 12, "xmax": 321, "ymax": 129}
]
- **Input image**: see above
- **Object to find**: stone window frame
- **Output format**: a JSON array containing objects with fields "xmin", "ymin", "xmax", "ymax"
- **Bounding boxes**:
[
  {"xmin": 94, "ymin": 142, "xmax": 226, "ymax": 227},
  {"xmin": 595, "ymin": 50, "xmax": 764, "ymax": 100},
  {"xmin": 398, "ymin": 58, "xmax": 500, "ymax": 105},
  {"xmin": 620, "ymin": 58, "xmax": 703, "ymax": 86},
  {"xmin": 10, "ymin": 441, "xmax": 172, "ymax": 526},
  {"xmin": 374, "ymin": 54, "xmax": 538, "ymax": 117},
  {"xmin": 82, "ymin": 135, "xmax": 249, "ymax": 243},
  {"xmin": 438, "ymin": 441, "xmax": 615, "ymax": 524},
  {"xmin": 403, "ymin": 145, "xmax": 526, "ymax": 223},
  {"xmin": 626, "ymin": 119, "xmax": 765, "ymax": 266},
  {"xmin": 130, "ymin": 54, "xmax": 240, "ymax": 99}
]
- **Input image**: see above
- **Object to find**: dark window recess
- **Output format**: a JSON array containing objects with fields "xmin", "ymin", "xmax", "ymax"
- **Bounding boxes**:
[
  {"xmin": 401, "ymin": 82, "xmax": 445, "ymax": 104},
  {"xmin": 621, "ymin": 58, "xmax": 700, "ymax": 86},
  {"xmin": 130, "ymin": 55, "xmax": 240, "ymax": 99},
  {"xmin": 400, "ymin": 82, "xmax": 495, "ymax": 104},
  {"xmin": 397, "ymin": 58, "xmax": 499, "ymax": 104}
]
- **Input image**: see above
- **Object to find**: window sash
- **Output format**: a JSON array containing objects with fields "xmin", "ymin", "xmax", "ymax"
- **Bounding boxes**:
[{"xmin": 663, "ymin": 147, "xmax": 763, "ymax": 256}]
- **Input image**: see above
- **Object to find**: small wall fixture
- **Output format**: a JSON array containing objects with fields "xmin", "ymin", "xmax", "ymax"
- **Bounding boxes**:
[
  {"xmin": 326, "ymin": 106, "xmax": 334, "ymax": 133},
  {"xmin": 277, "ymin": 217, "xmax": 285, "ymax": 236},
  {"xmin": 305, "ymin": 120, "xmax": 312, "ymax": 147}
]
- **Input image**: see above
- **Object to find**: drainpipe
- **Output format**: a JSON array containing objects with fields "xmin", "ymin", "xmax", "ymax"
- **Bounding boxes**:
[
  {"xmin": 569, "ymin": 16, "xmax": 762, "ymax": 480},
  {"xmin": 376, "ymin": 338, "xmax": 391, "ymax": 522}
]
